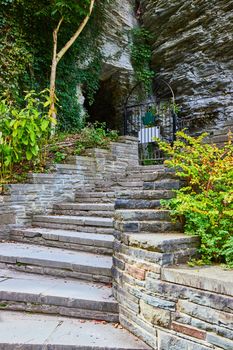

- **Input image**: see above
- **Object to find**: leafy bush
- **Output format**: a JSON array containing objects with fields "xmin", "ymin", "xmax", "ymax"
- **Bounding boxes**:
[
  {"xmin": 0, "ymin": 90, "xmax": 53, "ymax": 184},
  {"xmin": 46, "ymin": 122, "xmax": 119, "ymax": 164},
  {"xmin": 75, "ymin": 122, "xmax": 119, "ymax": 155},
  {"xmin": 157, "ymin": 131, "xmax": 233, "ymax": 266}
]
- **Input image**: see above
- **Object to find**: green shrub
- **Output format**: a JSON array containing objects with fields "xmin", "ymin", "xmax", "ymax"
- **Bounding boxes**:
[
  {"xmin": 75, "ymin": 122, "xmax": 119, "ymax": 155},
  {"xmin": 0, "ymin": 90, "xmax": 52, "ymax": 184},
  {"xmin": 157, "ymin": 131, "xmax": 233, "ymax": 266}
]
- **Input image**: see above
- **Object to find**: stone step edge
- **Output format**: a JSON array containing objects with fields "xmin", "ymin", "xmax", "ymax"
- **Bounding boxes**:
[
  {"xmin": 53, "ymin": 203, "xmax": 115, "ymax": 211},
  {"xmin": 0, "ymin": 243, "xmax": 112, "ymax": 282},
  {"xmin": 0, "ymin": 300, "xmax": 119, "ymax": 323},
  {"xmin": 10, "ymin": 228, "xmax": 114, "ymax": 251},
  {"xmin": 11, "ymin": 227, "xmax": 114, "ymax": 244},
  {"xmin": 0, "ymin": 311, "xmax": 151, "ymax": 349},
  {"xmin": 126, "ymin": 233, "xmax": 200, "ymax": 253},
  {"xmin": 33, "ymin": 215, "xmax": 114, "ymax": 228},
  {"xmin": 0, "ymin": 270, "xmax": 118, "ymax": 321}
]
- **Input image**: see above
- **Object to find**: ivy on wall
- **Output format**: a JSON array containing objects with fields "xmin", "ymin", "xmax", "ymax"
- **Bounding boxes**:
[{"xmin": 130, "ymin": 27, "xmax": 155, "ymax": 94}]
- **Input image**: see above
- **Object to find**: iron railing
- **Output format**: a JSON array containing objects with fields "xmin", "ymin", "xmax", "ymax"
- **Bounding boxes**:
[
  {"xmin": 124, "ymin": 100, "xmax": 178, "ymax": 164},
  {"xmin": 123, "ymin": 78, "xmax": 180, "ymax": 165}
]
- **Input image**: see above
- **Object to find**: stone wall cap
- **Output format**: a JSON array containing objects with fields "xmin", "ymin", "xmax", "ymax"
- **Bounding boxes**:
[
  {"xmin": 118, "ymin": 136, "xmax": 139, "ymax": 142},
  {"xmin": 162, "ymin": 265, "xmax": 233, "ymax": 297}
]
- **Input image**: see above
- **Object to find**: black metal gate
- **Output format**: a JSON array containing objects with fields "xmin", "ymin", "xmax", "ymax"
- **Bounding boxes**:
[{"xmin": 124, "ymin": 78, "xmax": 178, "ymax": 165}]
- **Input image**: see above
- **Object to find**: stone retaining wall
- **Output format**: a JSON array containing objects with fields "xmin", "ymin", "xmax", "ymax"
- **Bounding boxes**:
[
  {"xmin": 0, "ymin": 137, "xmax": 138, "ymax": 238},
  {"xmin": 113, "ymin": 233, "xmax": 233, "ymax": 350}
]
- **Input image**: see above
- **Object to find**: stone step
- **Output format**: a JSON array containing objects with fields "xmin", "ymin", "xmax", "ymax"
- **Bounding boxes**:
[
  {"xmin": 141, "ymin": 170, "xmax": 176, "ymax": 182},
  {"xmin": 0, "ymin": 243, "xmax": 112, "ymax": 283},
  {"xmin": 127, "ymin": 165, "xmax": 165, "ymax": 172},
  {"xmin": 143, "ymin": 179, "xmax": 180, "ymax": 190},
  {"xmin": 53, "ymin": 202, "xmax": 114, "ymax": 218},
  {"xmin": 115, "ymin": 181, "xmax": 144, "ymax": 188},
  {"xmin": 115, "ymin": 220, "xmax": 182, "ymax": 234},
  {"xmin": 115, "ymin": 209, "xmax": 171, "ymax": 222},
  {"xmin": 116, "ymin": 190, "xmax": 174, "ymax": 201},
  {"xmin": 54, "ymin": 203, "xmax": 115, "ymax": 211},
  {"xmin": 122, "ymin": 170, "xmax": 175, "ymax": 183},
  {"xmin": 115, "ymin": 191, "xmax": 173, "ymax": 210},
  {"xmin": 0, "ymin": 269, "xmax": 118, "ymax": 322},
  {"xmin": 0, "ymin": 311, "xmax": 151, "ymax": 349},
  {"xmin": 75, "ymin": 191, "xmax": 116, "ymax": 203},
  {"xmin": 10, "ymin": 227, "xmax": 114, "ymax": 255},
  {"xmin": 115, "ymin": 198, "xmax": 161, "ymax": 210},
  {"xmin": 127, "ymin": 233, "xmax": 199, "ymax": 253},
  {"xmin": 33, "ymin": 215, "xmax": 114, "ymax": 234},
  {"xmin": 114, "ymin": 232, "xmax": 198, "ymax": 267}
]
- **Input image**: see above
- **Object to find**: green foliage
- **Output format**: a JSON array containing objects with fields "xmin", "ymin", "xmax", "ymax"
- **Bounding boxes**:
[
  {"xmin": 131, "ymin": 28, "xmax": 155, "ymax": 94},
  {"xmin": 75, "ymin": 122, "xmax": 119, "ymax": 155},
  {"xmin": 0, "ymin": 1, "xmax": 34, "ymax": 102},
  {"xmin": 0, "ymin": 90, "xmax": 52, "ymax": 184},
  {"xmin": 46, "ymin": 122, "xmax": 119, "ymax": 163},
  {"xmin": 222, "ymin": 236, "xmax": 233, "ymax": 268},
  {"xmin": 157, "ymin": 131, "xmax": 233, "ymax": 267},
  {"xmin": 0, "ymin": 0, "xmax": 108, "ymax": 130},
  {"xmin": 56, "ymin": 44, "xmax": 102, "ymax": 131},
  {"xmin": 53, "ymin": 151, "xmax": 67, "ymax": 163}
]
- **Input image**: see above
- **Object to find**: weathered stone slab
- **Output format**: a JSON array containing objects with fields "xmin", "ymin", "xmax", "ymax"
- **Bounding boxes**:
[
  {"xmin": 157, "ymin": 330, "xmax": 216, "ymax": 350},
  {"xmin": 0, "ymin": 213, "xmax": 15, "ymax": 225},
  {"xmin": 177, "ymin": 300, "xmax": 233, "ymax": 330},
  {"xmin": 162, "ymin": 265, "xmax": 233, "ymax": 297},
  {"xmin": 0, "ymin": 242, "xmax": 112, "ymax": 279},
  {"xmin": 140, "ymin": 300, "xmax": 171, "ymax": 327},
  {"xmin": 206, "ymin": 333, "xmax": 233, "ymax": 350},
  {"xmin": 128, "ymin": 233, "xmax": 199, "ymax": 253},
  {"xmin": 145, "ymin": 279, "xmax": 233, "ymax": 313},
  {"xmin": 33, "ymin": 215, "xmax": 114, "ymax": 228},
  {"xmin": 0, "ymin": 311, "xmax": 151, "ymax": 349}
]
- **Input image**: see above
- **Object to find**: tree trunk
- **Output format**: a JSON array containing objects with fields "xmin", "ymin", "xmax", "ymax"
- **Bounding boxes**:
[
  {"xmin": 49, "ymin": 0, "xmax": 96, "ymax": 133},
  {"xmin": 50, "ymin": 47, "xmax": 57, "ymax": 132},
  {"xmin": 49, "ymin": 18, "xmax": 63, "ymax": 133}
]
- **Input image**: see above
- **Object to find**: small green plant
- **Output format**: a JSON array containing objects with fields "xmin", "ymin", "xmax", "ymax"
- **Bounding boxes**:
[
  {"xmin": 156, "ymin": 131, "xmax": 233, "ymax": 267},
  {"xmin": 0, "ymin": 90, "xmax": 53, "ymax": 184},
  {"xmin": 0, "ymin": 303, "xmax": 8, "ymax": 308},
  {"xmin": 222, "ymin": 237, "xmax": 233, "ymax": 268},
  {"xmin": 75, "ymin": 122, "xmax": 119, "ymax": 154},
  {"xmin": 53, "ymin": 151, "xmax": 67, "ymax": 163}
]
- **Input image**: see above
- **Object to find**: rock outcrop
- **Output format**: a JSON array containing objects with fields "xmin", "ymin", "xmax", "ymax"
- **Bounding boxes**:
[
  {"xmin": 140, "ymin": 0, "xmax": 233, "ymax": 131},
  {"xmin": 86, "ymin": 0, "xmax": 138, "ymax": 130},
  {"xmin": 101, "ymin": 0, "xmax": 136, "ymax": 80}
]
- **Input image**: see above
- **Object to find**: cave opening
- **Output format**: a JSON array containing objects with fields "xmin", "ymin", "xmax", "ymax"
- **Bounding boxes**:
[{"xmin": 84, "ymin": 79, "xmax": 119, "ymax": 131}]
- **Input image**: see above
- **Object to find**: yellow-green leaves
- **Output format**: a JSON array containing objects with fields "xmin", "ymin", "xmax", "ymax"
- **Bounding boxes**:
[
  {"xmin": 0, "ymin": 90, "xmax": 51, "ymax": 184},
  {"xmin": 157, "ymin": 131, "xmax": 233, "ymax": 267}
]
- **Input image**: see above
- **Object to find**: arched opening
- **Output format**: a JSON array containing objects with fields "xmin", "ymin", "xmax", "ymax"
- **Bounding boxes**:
[
  {"xmin": 84, "ymin": 79, "xmax": 118, "ymax": 130},
  {"xmin": 123, "ymin": 78, "xmax": 177, "ymax": 164}
]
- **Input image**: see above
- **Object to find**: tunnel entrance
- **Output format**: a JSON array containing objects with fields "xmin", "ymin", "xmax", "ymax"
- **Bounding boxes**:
[{"xmin": 84, "ymin": 78, "xmax": 119, "ymax": 131}]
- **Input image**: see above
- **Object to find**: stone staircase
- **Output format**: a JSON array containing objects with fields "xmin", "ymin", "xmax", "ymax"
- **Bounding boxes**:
[
  {"xmin": 0, "ymin": 138, "xmax": 199, "ymax": 349},
  {"xmin": 114, "ymin": 166, "xmax": 198, "ymax": 268}
]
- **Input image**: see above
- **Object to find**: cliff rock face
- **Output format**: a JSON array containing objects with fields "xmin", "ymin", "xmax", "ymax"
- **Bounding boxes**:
[
  {"xmin": 86, "ymin": 0, "xmax": 137, "ymax": 130},
  {"xmin": 141, "ymin": 0, "xmax": 233, "ymax": 130},
  {"xmin": 101, "ymin": 0, "xmax": 136, "ymax": 80}
]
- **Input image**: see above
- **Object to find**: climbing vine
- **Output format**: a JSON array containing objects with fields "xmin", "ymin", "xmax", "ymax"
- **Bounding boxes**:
[{"xmin": 130, "ymin": 27, "xmax": 155, "ymax": 94}]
